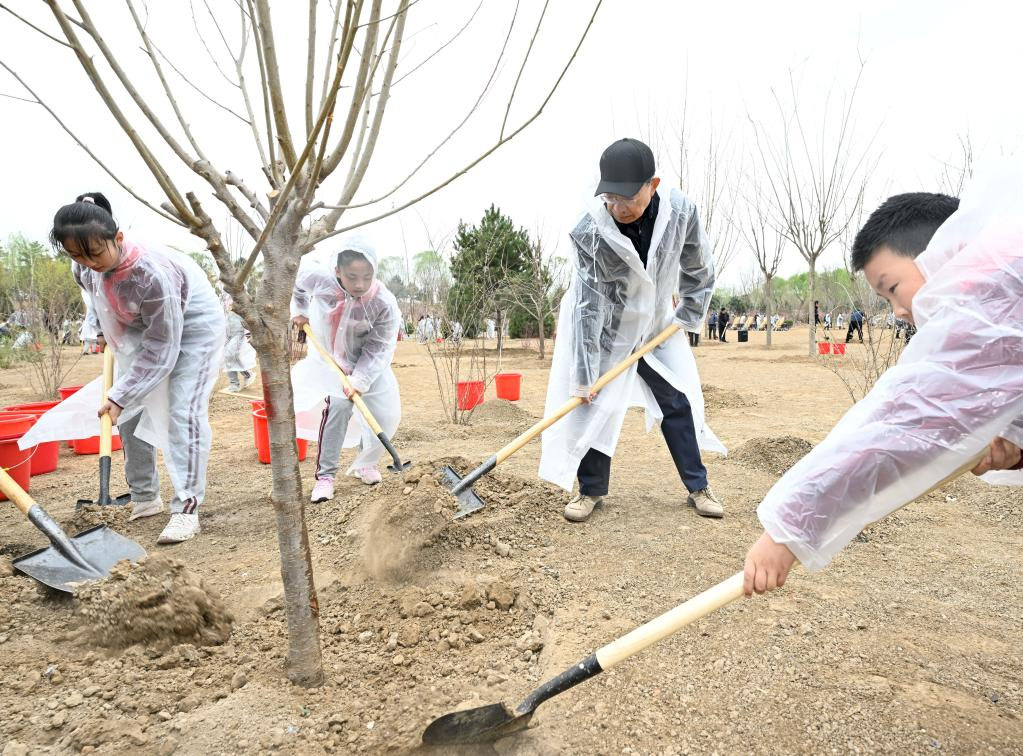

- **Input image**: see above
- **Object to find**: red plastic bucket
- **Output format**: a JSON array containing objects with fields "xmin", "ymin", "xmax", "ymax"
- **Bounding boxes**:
[
  {"xmin": 252, "ymin": 408, "xmax": 308, "ymax": 465},
  {"xmin": 0, "ymin": 413, "xmax": 35, "ymax": 438},
  {"xmin": 456, "ymin": 380, "xmax": 485, "ymax": 410},
  {"xmin": 817, "ymin": 342, "xmax": 831, "ymax": 355},
  {"xmin": 0, "ymin": 432, "xmax": 34, "ymax": 502},
  {"xmin": 74, "ymin": 433, "xmax": 123, "ymax": 455},
  {"xmin": 58, "ymin": 385, "xmax": 84, "ymax": 400},
  {"xmin": 4, "ymin": 402, "xmax": 62, "ymax": 475},
  {"xmin": 832, "ymin": 342, "xmax": 847, "ymax": 355},
  {"xmin": 494, "ymin": 372, "xmax": 522, "ymax": 401}
]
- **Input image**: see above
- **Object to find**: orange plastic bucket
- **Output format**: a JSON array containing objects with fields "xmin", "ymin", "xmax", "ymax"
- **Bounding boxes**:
[
  {"xmin": 832, "ymin": 342, "xmax": 847, "ymax": 355},
  {"xmin": 0, "ymin": 432, "xmax": 34, "ymax": 502},
  {"xmin": 494, "ymin": 372, "xmax": 522, "ymax": 401},
  {"xmin": 252, "ymin": 408, "xmax": 308, "ymax": 465},
  {"xmin": 74, "ymin": 433, "xmax": 123, "ymax": 455},
  {"xmin": 817, "ymin": 342, "xmax": 831, "ymax": 355},
  {"xmin": 456, "ymin": 381, "xmax": 485, "ymax": 410},
  {"xmin": 0, "ymin": 413, "xmax": 35, "ymax": 438}
]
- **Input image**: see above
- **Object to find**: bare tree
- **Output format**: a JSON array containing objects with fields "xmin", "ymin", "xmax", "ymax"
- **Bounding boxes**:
[
  {"xmin": 3, "ymin": 0, "xmax": 602, "ymax": 686},
  {"xmin": 937, "ymin": 132, "xmax": 975, "ymax": 196},
  {"xmin": 748, "ymin": 59, "xmax": 876, "ymax": 356},
  {"xmin": 502, "ymin": 234, "xmax": 564, "ymax": 359},
  {"xmin": 735, "ymin": 176, "xmax": 785, "ymax": 347}
]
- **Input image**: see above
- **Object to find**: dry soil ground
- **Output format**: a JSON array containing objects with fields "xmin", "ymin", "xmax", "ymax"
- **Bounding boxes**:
[{"xmin": 0, "ymin": 327, "xmax": 1020, "ymax": 755}]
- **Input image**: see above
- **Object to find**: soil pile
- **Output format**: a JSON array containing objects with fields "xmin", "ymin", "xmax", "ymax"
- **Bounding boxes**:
[
  {"xmin": 62, "ymin": 503, "xmax": 132, "ymax": 534},
  {"xmin": 75, "ymin": 558, "xmax": 233, "ymax": 649},
  {"xmin": 702, "ymin": 383, "xmax": 759, "ymax": 410},
  {"xmin": 469, "ymin": 397, "xmax": 536, "ymax": 432},
  {"xmin": 731, "ymin": 436, "xmax": 813, "ymax": 476},
  {"xmin": 359, "ymin": 456, "xmax": 564, "ymax": 580}
]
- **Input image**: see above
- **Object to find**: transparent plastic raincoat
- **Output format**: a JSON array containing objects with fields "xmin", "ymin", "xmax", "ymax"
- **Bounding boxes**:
[
  {"xmin": 758, "ymin": 162, "xmax": 1023, "ymax": 570},
  {"xmin": 221, "ymin": 295, "xmax": 257, "ymax": 374},
  {"xmin": 291, "ymin": 236, "xmax": 402, "ymax": 469},
  {"xmin": 539, "ymin": 186, "xmax": 726, "ymax": 491},
  {"xmin": 22, "ymin": 240, "xmax": 225, "ymax": 500}
]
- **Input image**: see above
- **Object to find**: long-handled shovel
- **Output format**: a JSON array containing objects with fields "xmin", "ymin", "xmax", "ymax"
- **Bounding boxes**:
[
  {"xmin": 423, "ymin": 450, "xmax": 986, "ymax": 745},
  {"xmin": 77, "ymin": 347, "xmax": 130, "ymax": 509},
  {"xmin": 444, "ymin": 323, "xmax": 681, "ymax": 518},
  {"xmin": 301, "ymin": 324, "xmax": 411, "ymax": 473},
  {"xmin": 2, "ymin": 466, "xmax": 146, "ymax": 593}
]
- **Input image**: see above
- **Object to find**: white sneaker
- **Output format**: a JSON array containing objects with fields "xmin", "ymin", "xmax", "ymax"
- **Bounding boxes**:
[
  {"xmin": 239, "ymin": 373, "xmax": 254, "ymax": 391},
  {"xmin": 157, "ymin": 513, "xmax": 200, "ymax": 544},
  {"xmin": 128, "ymin": 496, "xmax": 165, "ymax": 522},
  {"xmin": 310, "ymin": 476, "xmax": 335, "ymax": 503},
  {"xmin": 351, "ymin": 467, "xmax": 382, "ymax": 485}
]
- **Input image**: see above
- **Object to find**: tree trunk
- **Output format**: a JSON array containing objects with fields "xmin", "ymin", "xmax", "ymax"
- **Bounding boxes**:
[
  {"xmin": 536, "ymin": 301, "xmax": 546, "ymax": 359},
  {"xmin": 806, "ymin": 258, "xmax": 818, "ymax": 356},
  {"xmin": 495, "ymin": 309, "xmax": 504, "ymax": 366},
  {"xmin": 765, "ymin": 275, "xmax": 773, "ymax": 349},
  {"xmin": 252, "ymin": 236, "xmax": 323, "ymax": 687}
]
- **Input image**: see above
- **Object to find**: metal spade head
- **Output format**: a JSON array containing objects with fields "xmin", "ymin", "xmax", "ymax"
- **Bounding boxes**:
[
  {"xmin": 387, "ymin": 459, "xmax": 412, "ymax": 473},
  {"xmin": 13, "ymin": 523, "xmax": 147, "ymax": 593},
  {"xmin": 422, "ymin": 702, "xmax": 533, "ymax": 746},
  {"xmin": 442, "ymin": 465, "xmax": 486, "ymax": 519},
  {"xmin": 76, "ymin": 492, "xmax": 131, "ymax": 509}
]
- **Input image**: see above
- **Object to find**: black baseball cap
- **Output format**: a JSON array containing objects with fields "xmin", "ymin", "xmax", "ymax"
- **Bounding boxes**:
[{"xmin": 595, "ymin": 138, "xmax": 656, "ymax": 197}]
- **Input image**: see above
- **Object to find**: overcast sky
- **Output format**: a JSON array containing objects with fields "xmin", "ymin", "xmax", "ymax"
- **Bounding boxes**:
[{"xmin": 1, "ymin": 0, "xmax": 1020, "ymax": 287}]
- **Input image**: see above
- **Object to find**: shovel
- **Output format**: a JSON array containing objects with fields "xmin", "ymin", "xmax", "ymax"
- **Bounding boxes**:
[
  {"xmin": 77, "ymin": 347, "xmax": 130, "ymax": 509},
  {"xmin": 444, "ymin": 323, "xmax": 681, "ymax": 518},
  {"xmin": 301, "ymin": 324, "xmax": 411, "ymax": 473},
  {"xmin": 2, "ymin": 466, "xmax": 146, "ymax": 593},
  {"xmin": 423, "ymin": 450, "xmax": 987, "ymax": 745}
]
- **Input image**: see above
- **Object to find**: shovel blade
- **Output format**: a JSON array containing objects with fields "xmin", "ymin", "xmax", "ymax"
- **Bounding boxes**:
[
  {"xmin": 442, "ymin": 466, "xmax": 486, "ymax": 519},
  {"xmin": 387, "ymin": 460, "xmax": 412, "ymax": 473},
  {"xmin": 422, "ymin": 702, "xmax": 532, "ymax": 746},
  {"xmin": 75, "ymin": 492, "xmax": 132, "ymax": 509},
  {"xmin": 12, "ymin": 524, "xmax": 146, "ymax": 593}
]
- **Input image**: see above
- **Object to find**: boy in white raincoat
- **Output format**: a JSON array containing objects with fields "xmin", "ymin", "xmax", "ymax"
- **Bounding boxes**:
[
  {"xmin": 221, "ymin": 294, "xmax": 257, "ymax": 392},
  {"xmin": 24, "ymin": 192, "xmax": 225, "ymax": 544},
  {"xmin": 744, "ymin": 165, "xmax": 1023, "ymax": 597},
  {"xmin": 290, "ymin": 236, "xmax": 402, "ymax": 502},
  {"xmin": 539, "ymin": 138, "xmax": 727, "ymax": 523}
]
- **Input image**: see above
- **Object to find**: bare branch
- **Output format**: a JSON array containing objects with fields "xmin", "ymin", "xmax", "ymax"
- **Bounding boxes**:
[
  {"xmin": 0, "ymin": 91, "xmax": 37, "ymax": 104},
  {"xmin": 307, "ymin": 0, "xmax": 604, "ymax": 247},
  {"xmin": 44, "ymin": 0, "xmax": 196, "ymax": 223},
  {"xmin": 244, "ymin": 0, "xmax": 278, "ymax": 183},
  {"xmin": 253, "ymin": 0, "xmax": 299, "ymax": 169},
  {"xmin": 318, "ymin": 0, "xmax": 519, "ymax": 213},
  {"xmin": 145, "ymin": 40, "xmax": 250, "ymax": 124},
  {"xmin": 500, "ymin": 0, "xmax": 547, "ymax": 140},
  {"xmin": 190, "ymin": 0, "xmax": 240, "ymax": 89},
  {"xmin": 225, "ymin": 171, "xmax": 270, "ymax": 220},
  {"xmin": 305, "ymin": 0, "xmax": 317, "ymax": 137},
  {"xmin": 383, "ymin": 0, "xmax": 482, "ymax": 92},
  {"xmin": 0, "ymin": 57, "xmax": 185, "ymax": 227},
  {"xmin": 0, "ymin": 3, "xmax": 72, "ymax": 48}
]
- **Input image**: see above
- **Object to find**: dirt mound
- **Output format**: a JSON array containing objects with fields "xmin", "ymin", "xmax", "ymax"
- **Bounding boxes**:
[
  {"xmin": 75, "ymin": 558, "xmax": 233, "ymax": 649},
  {"xmin": 62, "ymin": 503, "xmax": 132, "ymax": 535},
  {"xmin": 702, "ymin": 384, "xmax": 759, "ymax": 410},
  {"xmin": 358, "ymin": 456, "xmax": 564, "ymax": 580},
  {"xmin": 731, "ymin": 436, "xmax": 813, "ymax": 476},
  {"xmin": 468, "ymin": 398, "xmax": 536, "ymax": 433}
]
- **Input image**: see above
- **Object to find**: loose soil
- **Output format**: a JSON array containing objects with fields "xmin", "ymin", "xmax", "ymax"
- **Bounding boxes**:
[{"xmin": 0, "ymin": 327, "xmax": 1020, "ymax": 755}]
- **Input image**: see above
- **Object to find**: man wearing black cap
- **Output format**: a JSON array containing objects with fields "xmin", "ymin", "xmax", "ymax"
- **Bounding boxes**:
[{"xmin": 538, "ymin": 138, "xmax": 726, "ymax": 523}]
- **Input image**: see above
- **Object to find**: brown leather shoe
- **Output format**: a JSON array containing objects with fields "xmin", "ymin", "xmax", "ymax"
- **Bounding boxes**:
[
  {"xmin": 688, "ymin": 486, "xmax": 724, "ymax": 518},
  {"xmin": 564, "ymin": 494, "xmax": 603, "ymax": 522}
]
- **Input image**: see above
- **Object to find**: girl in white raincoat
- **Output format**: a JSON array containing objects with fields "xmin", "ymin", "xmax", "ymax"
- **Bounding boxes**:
[
  {"xmin": 23, "ymin": 192, "xmax": 225, "ymax": 544},
  {"xmin": 290, "ymin": 235, "xmax": 401, "ymax": 502},
  {"xmin": 221, "ymin": 293, "xmax": 257, "ymax": 392},
  {"xmin": 744, "ymin": 163, "xmax": 1023, "ymax": 596},
  {"xmin": 539, "ymin": 138, "xmax": 726, "ymax": 523}
]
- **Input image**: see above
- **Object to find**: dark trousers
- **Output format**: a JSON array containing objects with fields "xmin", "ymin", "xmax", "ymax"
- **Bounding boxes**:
[
  {"xmin": 718, "ymin": 322, "xmax": 727, "ymax": 341},
  {"xmin": 845, "ymin": 321, "xmax": 863, "ymax": 342},
  {"xmin": 688, "ymin": 331, "xmax": 699, "ymax": 347},
  {"xmin": 706, "ymin": 321, "xmax": 715, "ymax": 338},
  {"xmin": 577, "ymin": 358, "xmax": 708, "ymax": 497}
]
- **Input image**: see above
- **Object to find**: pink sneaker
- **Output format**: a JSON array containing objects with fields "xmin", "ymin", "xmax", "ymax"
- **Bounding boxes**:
[
  {"xmin": 353, "ymin": 467, "xmax": 381, "ymax": 485},
  {"xmin": 310, "ymin": 476, "xmax": 335, "ymax": 503}
]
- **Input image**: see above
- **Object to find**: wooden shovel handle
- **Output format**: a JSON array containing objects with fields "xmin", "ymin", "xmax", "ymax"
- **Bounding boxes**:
[
  {"xmin": 594, "ymin": 448, "xmax": 988, "ymax": 670},
  {"xmin": 494, "ymin": 324, "xmax": 680, "ymax": 465},
  {"xmin": 302, "ymin": 324, "xmax": 384, "ymax": 435},
  {"xmin": 100, "ymin": 346, "xmax": 115, "ymax": 457},
  {"xmin": 0, "ymin": 465, "xmax": 35, "ymax": 517}
]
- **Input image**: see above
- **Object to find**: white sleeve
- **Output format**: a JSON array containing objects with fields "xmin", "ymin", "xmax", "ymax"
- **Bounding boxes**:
[{"xmin": 758, "ymin": 234, "xmax": 1023, "ymax": 570}]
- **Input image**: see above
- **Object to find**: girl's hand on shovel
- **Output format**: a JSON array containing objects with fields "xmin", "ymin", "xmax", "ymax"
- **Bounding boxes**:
[
  {"xmin": 971, "ymin": 437, "xmax": 1022, "ymax": 475},
  {"xmin": 98, "ymin": 399, "xmax": 122, "ymax": 425},
  {"xmin": 743, "ymin": 531, "xmax": 796, "ymax": 597}
]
